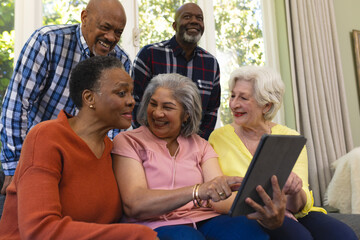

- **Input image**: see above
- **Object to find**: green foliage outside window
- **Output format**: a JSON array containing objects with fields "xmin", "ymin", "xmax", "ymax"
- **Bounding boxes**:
[
  {"xmin": 138, "ymin": 0, "xmax": 194, "ymax": 47},
  {"xmin": 214, "ymin": 0, "xmax": 265, "ymax": 125},
  {"xmin": 0, "ymin": 0, "xmax": 14, "ymax": 151},
  {"xmin": 42, "ymin": 0, "xmax": 87, "ymax": 25},
  {"xmin": 0, "ymin": 0, "xmax": 14, "ymax": 107}
]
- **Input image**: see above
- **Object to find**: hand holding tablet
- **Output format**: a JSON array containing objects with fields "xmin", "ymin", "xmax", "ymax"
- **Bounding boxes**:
[{"xmin": 229, "ymin": 134, "xmax": 307, "ymax": 217}]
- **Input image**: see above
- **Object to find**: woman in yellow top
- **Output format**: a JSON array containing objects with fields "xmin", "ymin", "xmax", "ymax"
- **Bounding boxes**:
[{"xmin": 209, "ymin": 66, "xmax": 357, "ymax": 240}]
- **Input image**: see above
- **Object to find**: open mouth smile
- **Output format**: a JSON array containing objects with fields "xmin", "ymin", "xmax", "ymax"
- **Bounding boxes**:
[
  {"xmin": 233, "ymin": 112, "xmax": 246, "ymax": 117},
  {"xmin": 98, "ymin": 40, "xmax": 111, "ymax": 49}
]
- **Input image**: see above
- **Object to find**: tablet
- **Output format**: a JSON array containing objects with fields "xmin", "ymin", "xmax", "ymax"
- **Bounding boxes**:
[{"xmin": 229, "ymin": 134, "xmax": 307, "ymax": 217}]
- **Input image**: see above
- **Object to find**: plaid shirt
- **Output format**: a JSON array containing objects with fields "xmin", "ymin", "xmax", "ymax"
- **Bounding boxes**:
[
  {"xmin": 132, "ymin": 36, "xmax": 220, "ymax": 139},
  {"xmin": 0, "ymin": 24, "xmax": 131, "ymax": 175}
]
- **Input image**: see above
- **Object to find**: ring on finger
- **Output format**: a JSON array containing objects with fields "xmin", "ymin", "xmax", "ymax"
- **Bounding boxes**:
[{"xmin": 218, "ymin": 192, "xmax": 226, "ymax": 197}]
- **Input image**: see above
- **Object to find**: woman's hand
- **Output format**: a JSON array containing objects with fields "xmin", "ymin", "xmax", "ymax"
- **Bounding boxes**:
[
  {"xmin": 283, "ymin": 172, "xmax": 302, "ymax": 196},
  {"xmin": 283, "ymin": 172, "xmax": 307, "ymax": 214},
  {"xmin": 197, "ymin": 175, "xmax": 242, "ymax": 202},
  {"xmin": 245, "ymin": 175, "xmax": 286, "ymax": 230}
]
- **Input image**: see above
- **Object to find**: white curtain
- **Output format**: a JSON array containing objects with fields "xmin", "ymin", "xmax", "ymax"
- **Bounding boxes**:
[{"xmin": 285, "ymin": 0, "xmax": 353, "ymax": 206}]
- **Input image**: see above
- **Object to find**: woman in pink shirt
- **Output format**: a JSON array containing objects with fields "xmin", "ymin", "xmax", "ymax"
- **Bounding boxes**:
[{"xmin": 112, "ymin": 73, "xmax": 286, "ymax": 240}]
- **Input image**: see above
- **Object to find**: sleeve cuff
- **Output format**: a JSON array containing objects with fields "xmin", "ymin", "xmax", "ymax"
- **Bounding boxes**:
[{"xmin": 294, "ymin": 188, "xmax": 314, "ymax": 218}]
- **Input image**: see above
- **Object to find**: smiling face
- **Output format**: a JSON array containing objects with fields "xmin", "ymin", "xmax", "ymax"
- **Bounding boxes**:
[
  {"xmin": 173, "ymin": 3, "xmax": 204, "ymax": 45},
  {"xmin": 147, "ymin": 87, "xmax": 187, "ymax": 143},
  {"xmin": 81, "ymin": 0, "xmax": 126, "ymax": 56},
  {"xmin": 229, "ymin": 80, "xmax": 267, "ymax": 128},
  {"xmin": 94, "ymin": 68, "xmax": 134, "ymax": 130}
]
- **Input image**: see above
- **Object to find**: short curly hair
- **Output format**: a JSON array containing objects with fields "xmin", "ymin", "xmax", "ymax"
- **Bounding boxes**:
[{"xmin": 69, "ymin": 56, "xmax": 124, "ymax": 108}]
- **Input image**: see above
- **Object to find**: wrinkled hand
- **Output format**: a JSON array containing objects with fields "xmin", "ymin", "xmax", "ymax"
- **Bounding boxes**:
[
  {"xmin": 198, "ymin": 176, "xmax": 243, "ymax": 202},
  {"xmin": 246, "ymin": 175, "xmax": 286, "ymax": 230},
  {"xmin": 283, "ymin": 172, "xmax": 302, "ymax": 196},
  {"xmin": 1, "ymin": 175, "xmax": 13, "ymax": 195}
]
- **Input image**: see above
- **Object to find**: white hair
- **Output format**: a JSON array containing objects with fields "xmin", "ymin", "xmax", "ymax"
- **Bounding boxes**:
[{"xmin": 228, "ymin": 66, "xmax": 285, "ymax": 121}]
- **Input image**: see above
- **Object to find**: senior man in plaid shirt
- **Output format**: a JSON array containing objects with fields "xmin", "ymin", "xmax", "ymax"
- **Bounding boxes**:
[
  {"xmin": 0, "ymin": 0, "xmax": 130, "ymax": 194},
  {"xmin": 131, "ymin": 2, "xmax": 221, "ymax": 140}
]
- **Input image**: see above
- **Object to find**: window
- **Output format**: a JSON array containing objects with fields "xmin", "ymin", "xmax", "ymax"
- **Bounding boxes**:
[
  {"xmin": 138, "ymin": 0, "xmax": 190, "ymax": 47},
  {"xmin": 214, "ymin": 0, "xmax": 265, "ymax": 125},
  {"xmin": 0, "ymin": 0, "xmax": 14, "ymax": 112},
  {"xmin": 42, "ymin": 0, "xmax": 86, "ymax": 25}
]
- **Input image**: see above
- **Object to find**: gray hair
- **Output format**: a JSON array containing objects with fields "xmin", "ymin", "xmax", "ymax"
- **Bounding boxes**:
[
  {"xmin": 137, "ymin": 73, "xmax": 202, "ymax": 137},
  {"xmin": 229, "ymin": 66, "xmax": 285, "ymax": 121}
]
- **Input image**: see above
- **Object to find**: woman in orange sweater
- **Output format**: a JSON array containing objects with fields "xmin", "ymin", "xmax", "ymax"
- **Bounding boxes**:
[{"xmin": 0, "ymin": 56, "xmax": 157, "ymax": 239}]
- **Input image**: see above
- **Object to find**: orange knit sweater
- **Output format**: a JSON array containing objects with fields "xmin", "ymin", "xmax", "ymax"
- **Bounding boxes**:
[{"xmin": 0, "ymin": 111, "xmax": 156, "ymax": 239}]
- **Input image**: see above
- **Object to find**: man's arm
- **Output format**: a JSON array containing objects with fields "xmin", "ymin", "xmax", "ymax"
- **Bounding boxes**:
[
  {"xmin": 198, "ymin": 62, "xmax": 221, "ymax": 140},
  {"xmin": 131, "ymin": 47, "xmax": 153, "ymax": 128},
  {"xmin": 0, "ymin": 29, "xmax": 49, "ymax": 192}
]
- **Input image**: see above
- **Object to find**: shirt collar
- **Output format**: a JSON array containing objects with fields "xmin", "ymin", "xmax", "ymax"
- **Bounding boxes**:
[
  {"xmin": 77, "ymin": 24, "xmax": 118, "ymax": 57},
  {"xmin": 140, "ymin": 125, "xmax": 185, "ymax": 146},
  {"xmin": 77, "ymin": 24, "xmax": 91, "ymax": 58},
  {"xmin": 169, "ymin": 35, "xmax": 201, "ymax": 59}
]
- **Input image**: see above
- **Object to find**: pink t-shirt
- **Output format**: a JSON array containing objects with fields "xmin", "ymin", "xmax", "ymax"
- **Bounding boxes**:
[{"xmin": 112, "ymin": 126, "xmax": 220, "ymax": 229}]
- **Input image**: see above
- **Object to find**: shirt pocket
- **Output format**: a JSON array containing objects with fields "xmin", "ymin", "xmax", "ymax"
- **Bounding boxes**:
[
  {"xmin": 197, "ymin": 79, "xmax": 213, "ymax": 91},
  {"xmin": 196, "ymin": 79, "xmax": 213, "ymax": 109}
]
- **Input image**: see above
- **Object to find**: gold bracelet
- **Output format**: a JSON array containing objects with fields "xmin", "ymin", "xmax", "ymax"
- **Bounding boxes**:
[
  {"xmin": 195, "ymin": 184, "xmax": 203, "ymax": 207},
  {"xmin": 192, "ymin": 184, "xmax": 201, "ymax": 208}
]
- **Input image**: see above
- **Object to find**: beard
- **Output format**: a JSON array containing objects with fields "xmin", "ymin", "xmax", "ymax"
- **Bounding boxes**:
[
  {"xmin": 182, "ymin": 31, "xmax": 202, "ymax": 44},
  {"xmin": 91, "ymin": 45, "xmax": 99, "ymax": 56}
]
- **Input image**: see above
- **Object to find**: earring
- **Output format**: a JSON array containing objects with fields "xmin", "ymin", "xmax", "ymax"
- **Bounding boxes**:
[{"xmin": 89, "ymin": 104, "xmax": 95, "ymax": 109}]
